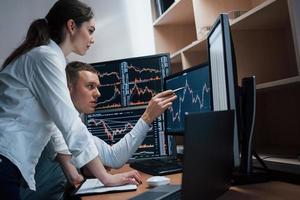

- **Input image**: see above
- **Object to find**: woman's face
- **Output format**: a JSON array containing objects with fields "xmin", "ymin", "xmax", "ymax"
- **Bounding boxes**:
[{"xmin": 71, "ymin": 18, "xmax": 96, "ymax": 55}]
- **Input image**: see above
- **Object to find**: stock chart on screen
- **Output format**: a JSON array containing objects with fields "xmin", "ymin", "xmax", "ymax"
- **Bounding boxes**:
[
  {"xmin": 86, "ymin": 106, "xmax": 168, "ymax": 159},
  {"xmin": 91, "ymin": 54, "xmax": 170, "ymax": 110},
  {"xmin": 93, "ymin": 62, "xmax": 122, "ymax": 109},
  {"xmin": 165, "ymin": 63, "xmax": 212, "ymax": 134}
]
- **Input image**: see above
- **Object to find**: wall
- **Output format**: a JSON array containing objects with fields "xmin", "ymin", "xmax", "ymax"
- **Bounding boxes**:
[{"xmin": 0, "ymin": 0, "xmax": 155, "ymax": 66}]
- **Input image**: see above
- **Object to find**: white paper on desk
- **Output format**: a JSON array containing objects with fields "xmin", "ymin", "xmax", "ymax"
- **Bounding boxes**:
[{"xmin": 75, "ymin": 178, "xmax": 137, "ymax": 195}]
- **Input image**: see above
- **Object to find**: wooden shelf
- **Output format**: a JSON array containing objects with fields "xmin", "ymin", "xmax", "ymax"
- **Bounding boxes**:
[
  {"xmin": 170, "ymin": 50, "xmax": 181, "ymax": 62},
  {"xmin": 182, "ymin": 39, "xmax": 207, "ymax": 69},
  {"xmin": 182, "ymin": 39, "xmax": 206, "ymax": 53},
  {"xmin": 151, "ymin": 0, "xmax": 300, "ymax": 174},
  {"xmin": 170, "ymin": 39, "xmax": 206, "ymax": 58},
  {"xmin": 153, "ymin": 0, "xmax": 194, "ymax": 26},
  {"xmin": 254, "ymin": 155, "xmax": 300, "ymax": 175},
  {"xmin": 231, "ymin": 0, "xmax": 290, "ymax": 30},
  {"xmin": 257, "ymin": 76, "xmax": 300, "ymax": 91},
  {"xmin": 193, "ymin": 0, "xmax": 255, "ymax": 40},
  {"xmin": 230, "ymin": 0, "xmax": 298, "ymax": 85},
  {"xmin": 170, "ymin": 52, "xmax": 183, "ymax": 74}
]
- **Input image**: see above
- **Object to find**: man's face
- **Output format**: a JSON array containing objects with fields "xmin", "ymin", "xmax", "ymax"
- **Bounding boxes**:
[{"xmin": 69, "ymin": 70, "xmax": 100, "ymax": 114}]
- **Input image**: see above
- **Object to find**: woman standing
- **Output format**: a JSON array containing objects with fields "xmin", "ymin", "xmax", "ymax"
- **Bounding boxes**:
[{"xmin": 0, "ymin": 0, "xmax": 175, "ymax": 199}]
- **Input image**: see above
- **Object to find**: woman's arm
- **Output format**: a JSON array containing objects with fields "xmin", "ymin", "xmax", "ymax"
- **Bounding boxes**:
[{"xmin": 29, "ymin": 50, "xmax": 141, "ymax": 186}]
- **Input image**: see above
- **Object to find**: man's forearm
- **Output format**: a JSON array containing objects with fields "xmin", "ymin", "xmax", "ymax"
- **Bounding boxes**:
[{"xmin": 84, "ymin": 157, "xmax": 111, "ymax": 185}]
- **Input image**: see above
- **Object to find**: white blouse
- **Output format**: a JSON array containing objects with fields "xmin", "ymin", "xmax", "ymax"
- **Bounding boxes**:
[{"xmin": 0, "ymin": 40, "xmax": 98, "ymax": 190}]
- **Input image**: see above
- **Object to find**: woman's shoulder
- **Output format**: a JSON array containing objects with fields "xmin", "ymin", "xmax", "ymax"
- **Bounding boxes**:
[
  {"xmin": 24, "ymin": 46, "xmax": 66, "ymax": 75},
  {"xmin": 27, "ymin": 42, "xmax": 65, "ymax": 66},
  {"xmin": 29, "ymin": 44, "xmax": 57, "ymax": 59}
]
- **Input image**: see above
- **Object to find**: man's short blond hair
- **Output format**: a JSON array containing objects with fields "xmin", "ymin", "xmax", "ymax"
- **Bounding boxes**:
[{"xmin": 66, "ymin": 61, "xmax": 98, "ymax": 86}]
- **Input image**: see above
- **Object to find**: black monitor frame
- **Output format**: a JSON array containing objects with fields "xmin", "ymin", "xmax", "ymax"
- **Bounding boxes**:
[
  {"xmin": 207, "ymin": 14, "xmax": 241, "ymax": 168},
  {"xmin": 163, "ymin": 62, "xmax": 212, "ymax": 135}
]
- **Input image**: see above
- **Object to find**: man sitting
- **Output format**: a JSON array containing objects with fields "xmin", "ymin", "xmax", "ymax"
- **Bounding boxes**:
[{"xmin": 20, "ymin": 61, "xmax": 176, "ymax": 199}]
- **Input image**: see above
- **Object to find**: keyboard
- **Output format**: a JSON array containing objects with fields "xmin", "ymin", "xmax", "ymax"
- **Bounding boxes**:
[
  {"xmin": 130, "ymin": 158, "xmax": 183, "ymax": 175},
  {"xmin": 129, "ymin": 184, "xmax": 181, "ymax": 200}
]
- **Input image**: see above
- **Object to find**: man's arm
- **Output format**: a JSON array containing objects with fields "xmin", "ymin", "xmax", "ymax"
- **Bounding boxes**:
[
  {"xmin": 92, "ymin": 118, "xmax": 149, "ymax": 169},
  {"xmin": 89, "ymin": 90, "xmax": 177, "ymax": 168},
  {"xmin": 81, "ymin": 90, "xmax": 177, "ymax": 169}
]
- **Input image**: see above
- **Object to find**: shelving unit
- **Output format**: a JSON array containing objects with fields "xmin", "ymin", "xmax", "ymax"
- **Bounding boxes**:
[{"xmin": 151, "ymin": 0, "xmax": 300, "ymax": 173}]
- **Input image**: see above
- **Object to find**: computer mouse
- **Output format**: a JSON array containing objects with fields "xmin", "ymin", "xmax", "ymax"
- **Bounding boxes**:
[{"xmin": 146, "ymin": 176, "xmax": 170, "ymax": 187}]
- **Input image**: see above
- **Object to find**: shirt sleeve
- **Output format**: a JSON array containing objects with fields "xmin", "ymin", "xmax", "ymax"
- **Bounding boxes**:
[
  {"xmin": 28, "ymin": 52, "xmax": 98, "ymax": 168},
  {"xmin": 47, "ymin": 128, "xmax": 72, "ymax": 161},
  {"xmin": 87, "ymin": 118, "xmax": 150, "ymax": 169}
]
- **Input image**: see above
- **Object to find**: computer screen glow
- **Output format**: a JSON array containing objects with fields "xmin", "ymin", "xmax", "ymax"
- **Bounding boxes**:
[{"xmin": 165, "ymin": 64, "xmax": 212, "ymax": 133}]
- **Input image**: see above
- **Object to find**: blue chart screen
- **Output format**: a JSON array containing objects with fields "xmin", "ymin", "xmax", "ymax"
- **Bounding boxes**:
[
  {"xmin": 165, "ymin": 65, "xmax": 212, "ymax": 133},
  {"xmin": 86, "ymin": 107, "xmax": 167, "ymax": 159}
]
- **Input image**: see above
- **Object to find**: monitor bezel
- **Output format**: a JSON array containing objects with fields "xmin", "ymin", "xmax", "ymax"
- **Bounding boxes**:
[
  {"xmin": 207, "ymin": 14, "xmax": 241, "ymax": 168},
  {"xmin": 163, "ymin": 62, "xmax": 212, "ymax": 135},
  {"xmin": 90, "ymin": 53, "xmax": 170, "ymax": 69}
]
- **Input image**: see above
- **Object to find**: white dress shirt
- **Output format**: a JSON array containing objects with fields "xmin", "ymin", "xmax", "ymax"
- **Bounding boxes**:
[
  {"xmin": 0, "ymin": 40, "xmax": 98, "ymax": 190},
  {"xmin": 93, "ymin": 118, "xmax": 150, "ymax": 168},
  {"xmin": 48, "ymin": 114, "xmax": 150, "ymax": 168}
]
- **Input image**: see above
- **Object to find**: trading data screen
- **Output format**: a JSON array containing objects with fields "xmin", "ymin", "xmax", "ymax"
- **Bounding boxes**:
[
  {"xmin": 127, "ymin": 58, "xmax": 163, "ymax": 106},
  {"xmin": 165, "ymin": 64, "xmax": 212, "ymax": 133},
  {"xmin": 85, "ymin": 106, "xmax": 169, "ymax": 159},
  {"xmin": 91, "ymin": 54, "xmax": 170, "ymax": 110},
  {"xmin": 93, "ymin": 62, "xmax": 122, "ymax": 109}
]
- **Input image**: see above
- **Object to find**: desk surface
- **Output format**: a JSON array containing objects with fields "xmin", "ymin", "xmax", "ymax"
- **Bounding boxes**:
[{"xmin": 82, "ymin": 165, "xmax": 300, "ymax": 200}]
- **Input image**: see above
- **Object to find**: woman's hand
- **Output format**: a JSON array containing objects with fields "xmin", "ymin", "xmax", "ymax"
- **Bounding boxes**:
[
  {"xmin": 142, "ymin": 90, "xmax": 177, "ymax": 125},
  {"xmin": 56, "ymin": 153, "xmax": 84, "ymax": 187},
  {"xmin": 103, "ymin": 170, "xmax": 142, "ymax": 186}
]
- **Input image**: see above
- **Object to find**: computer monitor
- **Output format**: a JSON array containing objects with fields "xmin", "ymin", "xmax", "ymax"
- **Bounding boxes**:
[
  {"xmin": 207, "ymin": 14, "xmax": 241, "ymax": 167},
  {"xmin": 85, "ymin": 105, "xmax": 177, "ymax": 160},
  {"xmin": 164, "ymin": 63, "xmax": 212, "ymax": 134},
  {"xmin": 90, "ymin": 53, "xmax": 170, "ymax": 110}
]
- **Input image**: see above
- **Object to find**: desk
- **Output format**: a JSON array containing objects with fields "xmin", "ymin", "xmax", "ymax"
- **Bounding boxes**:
[{"xmin": 82, "ymin": 165, "xmax": 300, "ymax": 200}]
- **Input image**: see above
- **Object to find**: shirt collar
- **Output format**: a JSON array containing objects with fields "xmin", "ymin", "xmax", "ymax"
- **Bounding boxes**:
[{"xmin": 48, "ymin": 39, "xmax": 66, "ymax": 66}]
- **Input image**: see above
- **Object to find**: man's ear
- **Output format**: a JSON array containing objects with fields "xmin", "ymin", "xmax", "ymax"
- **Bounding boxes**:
[
  {"xmin": 66, "ymin": 19, "xmax": 76, "ymax": 36},
  {"xmin": 68, "ymin": 83, "xmax": 73, "ymax": 94}
]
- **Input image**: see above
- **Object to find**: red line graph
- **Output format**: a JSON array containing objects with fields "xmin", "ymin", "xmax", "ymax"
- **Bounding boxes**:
[
  {"xmin": 130, "ymin": 83, "xmax": 156, "ymax": 96},
  {"xmin": 99, "ymin": 71, "xmax": 121, "ymax": 80},
  {"xmin": 98, "ymin": 71, "xmax": 121, "ymax": 87},
  {"xmin": 97, "ymin": 85, "xmax": 121, "ymax": 106},
  {"xmin": 130, "ymin": 77, "xmax": 160, "ymax": 84},
  {"xmin": 128, "ymin": 65, "xmax": 160, "ymax": 74},
  {"xmin": 99, "ymin": 82, "xmax": 121, "ymax": 87},
  {"xmin": 169, "ymin": 79, "xmax": 210, "ymax": 123},
  {"xmin": 129, "ymin": 83, "xmax": 157, "ymax": 104},
  {"xmin": 88, "ymin": 119, "xmax": 134, "ymax": 141}
]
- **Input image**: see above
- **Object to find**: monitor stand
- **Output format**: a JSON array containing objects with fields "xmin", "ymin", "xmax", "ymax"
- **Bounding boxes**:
[{"xmin": 232, "ymin": 76, "xmax": 269, "ymax": 185}]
